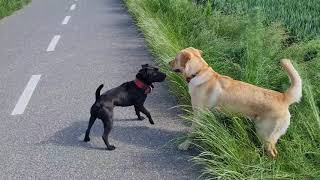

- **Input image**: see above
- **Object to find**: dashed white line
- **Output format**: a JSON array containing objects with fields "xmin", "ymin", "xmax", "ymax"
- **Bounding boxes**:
[
  {"xmin": 46, "ymin": 35, "xmax": 61, "ymax": 52},
  {"xmin": 70, "ymin": 4, "xmax": 76, "ymax": 11},
  {"xmin": 62, "ymin": 16, "xmax": 71, "ymax": 25},
  {"xmin": 11, "ymin": 75, "xmax": 41, "ymax": 115}
]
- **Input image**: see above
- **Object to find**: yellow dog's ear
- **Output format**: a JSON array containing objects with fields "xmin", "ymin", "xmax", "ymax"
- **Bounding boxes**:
[
  {"xmin": 185, "ymin": 58, "xmax": 202, "ymax": 78},
  {"xmin": 180, "ymin": 50, "xmax": 192, "ymax": 67}
]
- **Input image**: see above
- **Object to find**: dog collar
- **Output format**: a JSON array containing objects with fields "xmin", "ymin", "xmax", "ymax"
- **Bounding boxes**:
[
  {"xmin": 134, "ymin": 79, "xmax": 153, "ymax": 94},
  {"xmin": 186, "ymin": 73, "xmax": 199, "ymax": 83}
]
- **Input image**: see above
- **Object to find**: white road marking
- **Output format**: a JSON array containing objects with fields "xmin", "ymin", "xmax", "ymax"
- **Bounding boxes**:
[
  {"xmin": 74, "ymin": 0, "xmax": 78, "ymax": 1},
  {"xmin": 62, "ymin": 16, "xmax": 71, "ymax": 25},
  {"xmin": 11, "ymin": 75, "xmax": 41, "ymax": 115},
  {"xmin": 70, "ymin": 4, "xmax": 76, "ymax": 11},
  {"xmin": 46, "ymin": 35, "xmax": 61, "ymax": 52}
]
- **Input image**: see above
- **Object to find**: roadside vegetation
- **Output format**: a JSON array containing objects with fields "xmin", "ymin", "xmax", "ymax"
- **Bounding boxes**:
[
  {"xmin": 0, "ymin": 0, "xmax": 30, "ymax": 19},
  {"xmin": 124, "ymin": 0, "xmax": 320, "ymax": 179}
]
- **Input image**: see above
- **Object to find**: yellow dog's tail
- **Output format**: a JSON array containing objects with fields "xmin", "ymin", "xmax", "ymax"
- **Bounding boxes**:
[{"xmin": 281, "ymin": 59, "xmax": 302, "ymax": 104}]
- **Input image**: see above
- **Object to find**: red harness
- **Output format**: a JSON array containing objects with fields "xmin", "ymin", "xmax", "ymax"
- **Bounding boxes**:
[{"xmin": 134, "ymin": 79, "xmax": 153, "ymax": 94}]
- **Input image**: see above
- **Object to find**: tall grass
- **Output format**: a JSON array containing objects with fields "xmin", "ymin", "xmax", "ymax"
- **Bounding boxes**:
[
  {"xmin": 124, "ymin": 0, "xmax": 320, "ymax": 178},
  {"xmin": 197, "ymin": 0, "xmax": 320, "ymax": 41},
  {"xmin": 0, "ymin": 0, "xmax": 30, "ymax": 19}
]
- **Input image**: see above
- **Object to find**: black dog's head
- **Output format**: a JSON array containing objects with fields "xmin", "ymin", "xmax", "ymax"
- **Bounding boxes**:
[{"xmin": 136, "ymin": 64, "xmax": 166, "ymax": 85}]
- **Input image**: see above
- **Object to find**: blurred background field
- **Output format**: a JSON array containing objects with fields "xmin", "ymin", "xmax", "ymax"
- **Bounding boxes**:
[{"xmin": 197, "ymin": 0, "xmax": 320, "ymax": 41}]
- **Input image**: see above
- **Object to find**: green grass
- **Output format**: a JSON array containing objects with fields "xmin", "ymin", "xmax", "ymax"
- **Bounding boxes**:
[
  {"xmin": 197, "ymin": 0, "xmax": 320, "ymax": 41},
  {"xmin": 124, "ymin": 0, "xmax": 320, "ymax": 179},
  {"xmin": 0, "ymin": 0, "xmax": 30, "ymax": 19}
]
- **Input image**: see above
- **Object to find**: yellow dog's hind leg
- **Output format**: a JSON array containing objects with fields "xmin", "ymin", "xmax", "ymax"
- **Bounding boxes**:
[{"xmin": 255, "ymin": 111, "xmax": 291, "ymax": 157}]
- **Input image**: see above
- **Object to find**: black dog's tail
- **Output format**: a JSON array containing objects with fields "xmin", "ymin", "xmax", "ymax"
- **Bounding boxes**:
[{"xmin": 95, "ymin": 84, "xmax": 104, "ymax": 101}]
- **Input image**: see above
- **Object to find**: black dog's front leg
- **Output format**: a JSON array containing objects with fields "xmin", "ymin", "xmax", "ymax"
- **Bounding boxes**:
[
  {"xmin": 134, "ymin": 105, "xmax": 145, "ymax": 120},
  {"xmin": 136, "ymin": 105, "xmax": 154, "ymax": 124}
]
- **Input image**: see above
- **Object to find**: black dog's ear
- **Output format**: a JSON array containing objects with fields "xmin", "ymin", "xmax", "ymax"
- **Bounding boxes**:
[
  {"xmin": 136, "ymin": 70, "xmax": 145, "ymax": 80},
  {"xmin": 141, "ymin": 64, "xmax": 149, "ymax": 68}
]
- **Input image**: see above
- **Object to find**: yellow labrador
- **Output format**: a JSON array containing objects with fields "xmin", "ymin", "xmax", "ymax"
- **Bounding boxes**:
[{"xmin": 169, "ymin": 47, "xmax": 302, "ymax": 157}]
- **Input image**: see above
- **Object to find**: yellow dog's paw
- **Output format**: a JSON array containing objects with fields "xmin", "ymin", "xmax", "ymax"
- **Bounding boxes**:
[
  {"xmin": 266, "ymin": 142, "xmax": 278, "ymax": 158},
  {"xmin": 178, "ymin": 140, "xmax": 191, "ymax": 150}
]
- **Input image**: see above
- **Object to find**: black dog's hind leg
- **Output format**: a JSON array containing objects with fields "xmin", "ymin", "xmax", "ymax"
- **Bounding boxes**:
[
  {"xmin": 101, "ymin": 114, "xmax": 116, "ymax": 150},
  {"xmin": 134, "ymin": 105, "xmax": 145, "ymax": 120},
  {"xmin": 136, "ymin": 105, "xmax": 154, "ymax": 124},
  {"xmin": 84, "ymin": 116, "xmax": 97, "ymax": 142}
]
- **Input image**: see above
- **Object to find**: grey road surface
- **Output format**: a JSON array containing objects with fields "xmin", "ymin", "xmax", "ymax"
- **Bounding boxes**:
[{"xmin": 0, "ymin": 0, "xmax": 199, "ymax": 179}]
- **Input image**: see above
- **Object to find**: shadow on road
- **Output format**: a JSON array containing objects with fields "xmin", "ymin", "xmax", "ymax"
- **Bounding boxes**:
[
  {"xmin": 38, "ymin": 120, "xmax": 191, "ymax": 152},
  {"xmin": 37, "ymin": 120, "xmax": 200, "ymax": 178}
]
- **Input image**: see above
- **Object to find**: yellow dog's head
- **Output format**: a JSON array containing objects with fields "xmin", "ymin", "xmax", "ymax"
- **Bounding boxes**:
[{"xmin": 169, "ymin": 47, "xmax": 208, "ymax": 80}]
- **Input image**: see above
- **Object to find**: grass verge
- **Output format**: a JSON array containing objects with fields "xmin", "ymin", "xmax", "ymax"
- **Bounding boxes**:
[
  {"xmin": 0, "ymin": 0, "xmax": 30, "ymax": 19},
  {"xmin": 124, "ymin": 0, "xmax": 320, "ymax": 179}
]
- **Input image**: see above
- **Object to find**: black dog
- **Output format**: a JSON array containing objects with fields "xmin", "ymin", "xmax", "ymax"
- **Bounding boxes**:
[{"xmin": 84, "ymin": 64, "xmax": 166, "ymax": 150}]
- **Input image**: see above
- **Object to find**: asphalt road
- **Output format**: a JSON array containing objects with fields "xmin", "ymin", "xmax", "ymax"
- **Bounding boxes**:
[{"xmin": 0, "ymin": 0, "xmax": 198, "ymax": 179}]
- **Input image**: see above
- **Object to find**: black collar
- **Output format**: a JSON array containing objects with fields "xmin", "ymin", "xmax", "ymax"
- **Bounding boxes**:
[{"xmin": 186, "ymin": 71, "xmax": 200, "ymax": 83}]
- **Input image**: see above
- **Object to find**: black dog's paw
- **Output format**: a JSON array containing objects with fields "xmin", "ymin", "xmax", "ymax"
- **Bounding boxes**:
[
  {"xmin": 149, "ymin": 120, "xmax": 155, "ymax": 125},
  {"xmin": 138, "ymin": 116, "xmax": 145, "ymax": 120},
  {"xmin": 84, "ymin": 137, "xmax": 90, "ymax": 142},
  {"xmin": 107, "ymin": 145, "xmax": 116, "ymax": 150}
]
